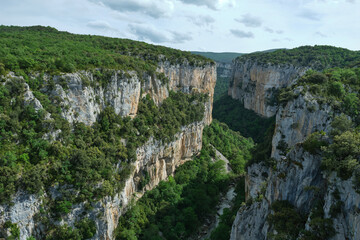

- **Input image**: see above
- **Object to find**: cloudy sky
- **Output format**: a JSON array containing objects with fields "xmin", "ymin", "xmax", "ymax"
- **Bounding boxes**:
[{"xmin": 0, "ymin": 0, "xmax": 359, "ymax": 53}]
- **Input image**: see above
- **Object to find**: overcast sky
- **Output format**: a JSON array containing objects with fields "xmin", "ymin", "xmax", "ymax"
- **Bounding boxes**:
[{"xmin": 0, "ymin": 0, "xmax": 359, "ymax": 53}]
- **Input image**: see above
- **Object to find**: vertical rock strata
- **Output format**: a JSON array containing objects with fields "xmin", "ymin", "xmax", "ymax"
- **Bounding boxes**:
[
  {"xmin": 0, "ymin": 61, "xmax": 216, "ymax": 240},
  {"xmin": 229, "ymin": 60, "xmax": 360, "ymax": 240},
  {"xmin": 228, "ymin": 60, "xmax": 307, "ymax": 117}
]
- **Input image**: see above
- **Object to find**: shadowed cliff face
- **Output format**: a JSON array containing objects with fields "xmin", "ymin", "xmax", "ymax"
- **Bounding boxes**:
[
  {"xmin": 0, "ymin": 62, "xmax": 216, "ymax": 240},
  {"xmin": 228, "ymin": 59, "xmax": 308, "ymax": 117}
]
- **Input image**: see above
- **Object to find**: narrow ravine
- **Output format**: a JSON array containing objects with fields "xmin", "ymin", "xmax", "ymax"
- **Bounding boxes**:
[
  {"xmin": 200, "ymin": 185, "xmax": 237, "ymax": 240},
  {"xmin": 191, "ymin": 148, "xmax": 237, "ymax": 240}
]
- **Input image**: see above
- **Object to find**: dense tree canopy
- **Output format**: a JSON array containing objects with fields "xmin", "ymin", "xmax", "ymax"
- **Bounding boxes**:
[
  {"xmin": 237, "ymin": 45, "xmax": 360, "ymax": 69},
  {"xmin": 0, "ymin": 25, "xmax": 213, "ymax": 76}
]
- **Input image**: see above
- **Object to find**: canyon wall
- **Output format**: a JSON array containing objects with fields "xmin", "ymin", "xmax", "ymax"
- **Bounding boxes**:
[
  {"xmin": 228, "ymin": 59, "xmax": 308, "ymax": 117},
  {"xmin": 0, "ymin": 61, "xmax": 216, "ymax": 240},
  {"xmin": 229, "ymin": 64, "xmax": 360, "ymax": 240}
]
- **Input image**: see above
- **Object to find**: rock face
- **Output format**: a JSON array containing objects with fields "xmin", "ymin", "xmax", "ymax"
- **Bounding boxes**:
[
  {"xmin": 0, "ymin": 61, "xmax": 216, "ymax": 240},
  {"xmin": 61, "ymin": 122, "xmax": 204, "ymax": 240},
  {"xmin": 50, "ymin": 61, "xmax": 215, "ymax": 126},
  {"xmin": 216, "ymin": 62, "xmax": 233, "ymax": 78},
  {"xmin": 228, "ymin": 59, "xmax": 308, "ymax": 117},
  {"xmin": 229, "ymin": 65, "xmax": 360, "ymax": 239}
]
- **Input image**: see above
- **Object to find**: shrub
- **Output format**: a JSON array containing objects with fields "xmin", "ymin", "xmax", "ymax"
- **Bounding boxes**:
[
  {"xmin": 267, "ymin": 200, "xmax": 306, "ymax": 239},
  {"xmin": 328, "ymin": 81, "xmax": 345, "ymax": 98},
  {"xmin": 307, "ymin": 72, "xmax": 327, "ymax": 84},
  {"xmin": 302, "ymin": 132, "xmax": 327, "ymax": 154}
]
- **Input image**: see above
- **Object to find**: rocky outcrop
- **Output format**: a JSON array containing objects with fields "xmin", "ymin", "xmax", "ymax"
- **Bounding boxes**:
[
  {"xmin": 49, "ymin": 61, "xmax": 215, "ymax": 126},
  {"xmin": 0, "ymin": 122, "xmax": 204, "ymax": 240},
  {"xmin": 230, "ymin": 87, "xmax": 360, "ymax": 239},
  {"xmin": 228, "ymin": 59, "xmax": 307, "ymax": 117},
  {"xmin": 60, "ymin": 122, "xmax": 204, "ymax": 240},
  {"xmin": 216, "ymin": 62, "xmax": 233, "ymax": 78},
  {"xmin": 323, "ymin": 174, "xmax": 360, "ymax": 240},
  {"xmin": 271, "ymin": 88, "xmax": 332, "ymax": 159},
  {"xmin": 0, "ymin": 61, "xmax": 216, "ymax": 240}
]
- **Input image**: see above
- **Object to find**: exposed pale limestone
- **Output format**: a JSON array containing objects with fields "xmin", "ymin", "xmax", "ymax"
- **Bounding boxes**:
[
  {"xmin": 0, "ymin": 61, "xmax": 215, "ymax": 240},
  {"xmin": 228, "ymin": 60, "xmax": 308, "ymax": 117},
  {"xmin": 49, "ymin": 62, "xmax": 215, "ymax": 126},
  {"xmin": 216, "ymin": 62, "xmax": 233, "ymax": 78},
  {"xmin": 157, "ymin": 61, "xmax": 216, "ymax": 125},
  {"xmin": 0, "ymin": 193, "xmax": 43, "ymax": 239},
  {"xmin": 271, "ymin": 90, "xmax": 332, "ymax": 160},
  {"xmin": 230, "ymin": 86, "xmax": 359, "ymax": 240},
  {"xmin": 323, "ymin": 174, "xmax": 360, "ymax": 240},
  {"xmin": 54, "ymin": 122, "xmax": 204, "ymax": 240}
]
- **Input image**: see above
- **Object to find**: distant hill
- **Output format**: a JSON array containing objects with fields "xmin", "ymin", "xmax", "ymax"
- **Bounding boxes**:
[
  {"xmin": 191, "ymin": 52, "xmax": 244, "ymax": 63},
  {"xmin": 236, "ymin": 45, "xmax": 360, "ymax": 69}
]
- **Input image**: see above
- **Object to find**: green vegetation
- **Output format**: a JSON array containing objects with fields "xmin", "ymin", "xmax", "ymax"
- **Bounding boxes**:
[
  {"xmin": 116, "ymin": 147, "xmax": 228, "ymax": 240},
  {"xmin": 213, "ymin": 95, "xmax": 275, "ymax": 143},
  {"xmin": 2, "ymin": 221, "xmax": 20, "ymax": 240},
  {"xmin": 300, "ymin": 200, "xmax": 336, "ymax": 240},
  {"xmin": 302, "ymin": 132, "xmax": 328, "ymax": 154},
  {"xmin": 295, "ymin": 68, "xmax": 360, "ymax": 117},
  {"xmin": 268, "ymin": 199, "xmax": 335, "ymax": 240},
  {"xmin": 0, "ymin": 73, "xmax": 207, "ymax": 206},
  {"xmin": 0, "ymin": 25, "xmax": 213, "ymax": 76},
  {"xmin": 248, "ymin": 123, "xmax": 276, "ymax": 168},
  {"xmin": 204, "ymin": 120, "xmax": 254, "ymax": 174},
  {"xmin": 268, "ymin": 201, "xmax": 306, "ymax": 240},
  {"xmin": 208, "ymin": 178, "xmax": 246, "ymax": 240},
  {"xmin": 115, "ymin": 121, "xmax": 253, "ymax": 240},
  {"xmin": 322, "ymin": 117, "xmax": 360, "ymax": 182},
  {"xmin": 237, "ymin": 45, "xmax": 360, "ymax": 69},
  {"xmin": 46, "ymin": 218, "xmax": 96, "ymax": 240},
  {"xmin": 213, "ymin": 77, "xmax": 231, "ymax": 102},
  {"xmin": 275, "ymin": 67, "xmax": 360, "ymax": 188},
  {"xmin": 191, "ymin": 52, "xmax": 243, "ymax": 64}
]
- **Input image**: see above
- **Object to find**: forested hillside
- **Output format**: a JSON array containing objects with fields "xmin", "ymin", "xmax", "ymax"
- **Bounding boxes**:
[
  {"xmin": 0, "ymin": 26, "xmax": 213, "ymax": 75},
  {"xmin": 229, "ymin": 45, "xmax": 360, "ymax": 240},
  {"xmin": 0, "ymin": 26, "xmax": 217, "ymax": 240},
  {"xmin": 116, "ymin": 121, "xmax": 254, "ymax": 240},
  {"xmin": 236, "ymin": 45, "xmax": 360, "ymax": 69}
]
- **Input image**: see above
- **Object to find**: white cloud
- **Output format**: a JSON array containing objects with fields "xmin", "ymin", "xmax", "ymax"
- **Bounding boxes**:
[
  {"xmin": 87, "ymin": 20, "xmax": 112, "ymax": 29},
  {"xmin": 315, "ymin": 31, "xmax": 327, "ymax": 37},
  {"xmin": 129, "ymin": 24, "xmax": 192, "ymax": 44},
  {"xmin": 91, "ymin": 0, "xmax": 174, "ymax": 18},
  {"xmin": 235, "ymin": 14, "xmax": 262, "ymax": 28},
  {"xmin": 0, "ymin": 0, "xmax": 359, "ymax": 53},
  {"xmin": 230, "ymin": 29, "xmax": 254, "ymax": 38},
  {"xmin": 187, "ymin": 15, "xmax": 215, "ymax": 27},
  {"xmin": 178, "ymin": 0, "xmax": 235, "ymax": 10},
  {"xmin": 264, "ymin": 27, "xmax": 274, "ymax": 33},
  {"xmin": 297, "ymin": 9, "xmax": 322, "ymax": 21}
]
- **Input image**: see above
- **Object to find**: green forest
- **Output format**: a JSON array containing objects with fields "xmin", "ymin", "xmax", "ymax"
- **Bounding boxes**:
[
  {"xmin": 0, "ymin": 26, "xmax": 213, "ymax": 76},
  {"xmin": 2, "ymin": 25, "xmax": 360, "ymax": 240},
  {"xmin": 115, "ymin": 121, "xmax": 253, "ymax": 240},
  {"xmin": 237, "ymin": 45, "xmax": 360, "ymax": 69}
]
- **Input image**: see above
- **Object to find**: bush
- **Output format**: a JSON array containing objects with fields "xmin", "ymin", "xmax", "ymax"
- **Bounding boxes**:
[
  {"xmin": 75, "ymin": 218, "xmax": 97, "ymax": 239},
  {"xmin": 302, "ymin": 132, "xmax": 327, "ymax": 154},
  {"xmin": 307, "ymin": 72, "xmax": 327, "ymax": 84},
  {"xmin": 328, "ymin": 81, "xmax": 345, "ymax": 98},
  {"xmin": 267, "ymin": 201, "xmax": 306, "ymax": 239}
]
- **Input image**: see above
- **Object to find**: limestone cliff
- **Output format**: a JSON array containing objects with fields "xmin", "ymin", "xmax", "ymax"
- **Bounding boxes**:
[
  {"xmin": 0, "ymin": 61, "xmax": 216, "ymax": 240},
  {"xmin": 49, "ymin": 61, "xmax": 215, "ymax": 126},
  {"xmin": 216, "ymin": 62, "xmax": 233, "ymax": 79},
  {"xmin": 230, "ymin": 86, "xmax": 360, "ymax": 240},
  {"xmin": 228, "ymin": 59, "xmax": 307, "ymax": 117}
]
